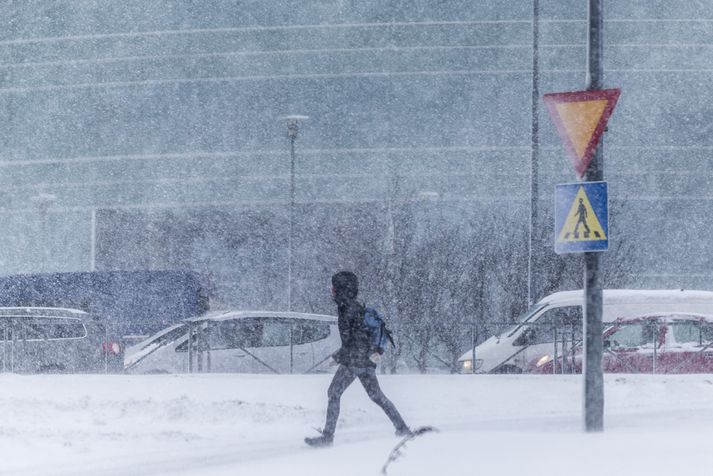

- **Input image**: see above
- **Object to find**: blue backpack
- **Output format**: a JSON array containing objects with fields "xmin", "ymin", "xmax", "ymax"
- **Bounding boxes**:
[{"xmin": 363, "ymin": 306, "xmax": 396, "ymax": 350}]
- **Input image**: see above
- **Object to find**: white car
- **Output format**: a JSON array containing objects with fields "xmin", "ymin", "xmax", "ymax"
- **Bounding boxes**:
[
  {"xmin": 124, "ymin": 310, "xmax": 339, "ymax": 374},
  {"xmin": 0, "ymin": 306, "xmax": 112, "ymax": 373},
  {"xmin": 458, "ymin": 289, "xmax": 713, "ymax": 374}
]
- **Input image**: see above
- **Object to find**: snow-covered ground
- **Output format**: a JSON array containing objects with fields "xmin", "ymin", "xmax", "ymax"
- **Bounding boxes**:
[{"xmin": 3, "ymin": 372, "xmax": 713, "ymax": 475}]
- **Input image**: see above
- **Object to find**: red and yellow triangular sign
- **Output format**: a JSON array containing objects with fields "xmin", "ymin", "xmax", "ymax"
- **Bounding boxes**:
[{"xmin": 543, "ymin": 89, "xmax": 620, "ymax": 178}]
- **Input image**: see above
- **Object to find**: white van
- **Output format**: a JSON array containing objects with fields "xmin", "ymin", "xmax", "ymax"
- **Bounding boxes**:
[
  {"xmin": 124, "ymin": 310, "xmax": 339, "ymax": 374},
  {"xmin": 457, "ymin": 289, "xmax": 713, "ymax": 374}
]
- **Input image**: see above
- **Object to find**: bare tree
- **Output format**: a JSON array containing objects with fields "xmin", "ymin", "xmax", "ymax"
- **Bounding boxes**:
[{"xmin": 382, "ymin": 199, "xmax": 501, "ymax": 373}]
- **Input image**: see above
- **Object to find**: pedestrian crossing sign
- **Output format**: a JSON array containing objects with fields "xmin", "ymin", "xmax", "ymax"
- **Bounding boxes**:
[{"xmin": 554, "ymin": 181, "xmax": 608, "ymax": 254}]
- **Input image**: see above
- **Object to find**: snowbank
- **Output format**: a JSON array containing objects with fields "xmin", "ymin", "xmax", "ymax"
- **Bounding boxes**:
[{"xmin": 2, "ymin": 373, "xmax": 713, "ymax": 475}]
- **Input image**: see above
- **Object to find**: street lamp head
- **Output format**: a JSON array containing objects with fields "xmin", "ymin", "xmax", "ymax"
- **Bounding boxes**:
[
  {"xmin": 30, "ymin": 193, "xmax": 58, "ymax": 207},
  {"xmin": 418, "ymin": 191, "xmax": 440, "ymax": 201},
  {"xmin": 281, "ymin": 115, "xmax": 309, "ymax": 139}
]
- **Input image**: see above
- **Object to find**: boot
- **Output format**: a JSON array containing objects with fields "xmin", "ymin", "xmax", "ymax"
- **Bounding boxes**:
[{"xmin": 305, "ymin": 432, "xmax": 333, "ymax": 447}]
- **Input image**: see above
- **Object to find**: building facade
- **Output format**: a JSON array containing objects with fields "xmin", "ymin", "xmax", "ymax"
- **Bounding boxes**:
[{"xmin": 0, "ymin": 1, "xmax": 711, "ymax": 311}]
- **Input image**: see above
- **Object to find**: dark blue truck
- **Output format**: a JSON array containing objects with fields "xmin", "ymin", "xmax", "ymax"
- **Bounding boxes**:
[{"xmin": 0, "ymin": 270, "xmax": 210, "ymax": 371}]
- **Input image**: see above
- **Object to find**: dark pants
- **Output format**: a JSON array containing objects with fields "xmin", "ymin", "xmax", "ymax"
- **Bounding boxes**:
[{"xmin": 323, "ymin": 364, "xmax": 408, "ymax": 436}]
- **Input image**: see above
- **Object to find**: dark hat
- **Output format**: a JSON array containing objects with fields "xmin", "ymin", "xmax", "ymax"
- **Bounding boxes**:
[{"xmin": 332, "ymin": 271, "xmax": 359, "ymax": 300}]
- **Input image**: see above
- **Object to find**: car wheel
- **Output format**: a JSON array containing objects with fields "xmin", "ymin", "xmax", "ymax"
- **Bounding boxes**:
[{"xmin": 38, "ymin": 363, "xmax": 67, "ymax": 373}]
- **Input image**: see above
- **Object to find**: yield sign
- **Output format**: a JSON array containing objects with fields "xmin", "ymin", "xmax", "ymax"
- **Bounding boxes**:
[{"xmin": 543, "ymin": 89, "xmax": 620, "ymax": 178}]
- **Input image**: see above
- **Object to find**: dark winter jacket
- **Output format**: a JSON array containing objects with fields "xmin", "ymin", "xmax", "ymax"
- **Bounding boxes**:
[
  {"xmin": 332, "ymin": 298, "xmax": 381, "ymax": 368},
  {"xmin": 330, "ymin": 272, "xmax": 381, "ymax": 367}
]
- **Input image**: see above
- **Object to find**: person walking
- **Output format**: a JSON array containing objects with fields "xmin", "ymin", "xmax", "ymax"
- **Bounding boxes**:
[
  {"xmin": 305, "ymin": 271, "xmax": 410, "ymax": 447},
  {"xmin": 574, "ymin": 197, "xmax": 590, "ymax": 236}
]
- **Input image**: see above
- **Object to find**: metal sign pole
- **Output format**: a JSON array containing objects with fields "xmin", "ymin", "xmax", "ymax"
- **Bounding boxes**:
[
  {"xmin": 528, "ymin": 0, "xmax": 540, "ymax": 307},
  {"xmin": 583, "ymin": 0, "xmax": 605, "ymax": 433}
]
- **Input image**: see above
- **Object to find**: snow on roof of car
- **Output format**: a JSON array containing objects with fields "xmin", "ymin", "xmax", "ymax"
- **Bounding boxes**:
[
  {"xmin": 0, "ymin": 307, "xmax": 88, "ymax": 317},
  {"xmin": 186, "ymin": 310, "xmax": 337, "ymax": 323},
  {"xmin": 539, "ymin": 289, "xmax": 713, "ymax": 306},
  {"xmin": 613, "ymin": 312, "xmax": 713, "ymax": 323}
]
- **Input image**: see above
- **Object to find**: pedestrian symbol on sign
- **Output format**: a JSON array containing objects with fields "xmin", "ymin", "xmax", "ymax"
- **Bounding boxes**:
[
  {"xmin": 572, "ymin": 198, "xmax": 593, "ymax": 239},
  {"xmin": 554, "ymin": 182, "xmax": 608, "ymax": 254},
  {"xmin": 558, "ymin": 187, "xmax": 606, "ymax": 242}
]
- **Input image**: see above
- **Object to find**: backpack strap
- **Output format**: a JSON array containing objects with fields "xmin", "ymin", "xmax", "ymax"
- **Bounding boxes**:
[{"xmin": 383, "ymin": 325, "xmax": 396, "ymax": 349}]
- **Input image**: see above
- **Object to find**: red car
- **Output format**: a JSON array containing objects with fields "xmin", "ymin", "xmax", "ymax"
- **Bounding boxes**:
[{"xmin": 529, "ymin": 313, "xmax": 713, "ymax": 374}]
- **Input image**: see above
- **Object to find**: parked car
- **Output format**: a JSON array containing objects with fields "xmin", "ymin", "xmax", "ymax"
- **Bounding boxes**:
[
  {"xmin": 0, "ymin": 270, "xmax": 210, "ymax": 364},
  {"xmin": 0, "ymin": 307, "xmax": 113, "ymax": 373},
  {"xmin": 529, "ymin": 312, "xmax": 713, "ymax": 374},
  {"xmin": 457, "ymin": 289, "xmax": 713, "ymax": 374},
  {"xmin": 124, "ymin": 310, "xmax": 339, "ymax": 374}
]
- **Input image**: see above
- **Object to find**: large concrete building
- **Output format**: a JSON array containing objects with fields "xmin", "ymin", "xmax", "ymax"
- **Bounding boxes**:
[{"xmin": 0, "ymin": 1, "xmax": 712, "ymax": 310}]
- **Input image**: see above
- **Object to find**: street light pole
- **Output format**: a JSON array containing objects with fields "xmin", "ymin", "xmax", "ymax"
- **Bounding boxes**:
[
  {"xmin": 90, "ymin": 208, "xmax": 97, "ymax": 272},
  {"xmin": 583, "ymin": 0, "xmax": 605, "ymax": 433},
  {"xmin": 528, "ymin": 0, "xmax": 541, "ymax": 306},
  {"xmin": 31, "ymin": 193, "xmax": 57, "ymax": 272},
  {"xmin": 284, "ymin": 115, "xmax": 308, "ymax": 311}
]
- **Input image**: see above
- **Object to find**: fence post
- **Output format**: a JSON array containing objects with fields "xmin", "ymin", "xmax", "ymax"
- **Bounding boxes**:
[
  {"xmin": 471, "ymin": 321, "xmax": 476, "ymax": 375},
  {"xmin": 571, "ymin": 324, "xmax": 576, "ymax": 374},
  {"xmin": 553, "ymin": 326, "xmax": 558, "ymax": 375},
  {"xmin": 206, "ymin": 328, "xmax": 212, "ymax": 373},
  {"xmin": 290, "ymin": 321, "xmax": 294, "ymax": 374},
  {"xmin": 188, "ymin": 322, "xmax": 193, "ymax": 374},
  {"xmin": 104, "ymin": 325, "xmax": 109, "ymax": 374},
  {"xmin": 2, "ymin": 324, "xmax": 6, "ymax": 372},
  {"xmin": 560, "ymin": 331, "xmax": 569, "ymax": 375},
  {"xmin": 652, "ymin": 321, "xmax": 658, "ymax": 374},
  {"xmin": 9, "ymin": 321, "xmax": 14, "ymax": 372}
]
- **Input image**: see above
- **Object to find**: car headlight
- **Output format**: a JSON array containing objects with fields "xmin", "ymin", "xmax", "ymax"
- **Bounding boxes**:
[
  {"xmin": 536, "ymin": 355, "xmax": 552, "ymax": 367},
  {"xmin": 461, "ymin": 359, "xmax": 483, "ymax": 373}
]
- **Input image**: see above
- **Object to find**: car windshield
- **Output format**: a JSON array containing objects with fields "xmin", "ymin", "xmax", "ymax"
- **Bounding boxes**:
[
  {"xmin": 500, "ymin": 303, "xmax": 547, "ymax": 338},
  {"xmin": 671, "ymin": 320, "xmax": 713, "ymax": 345},
  {"xmin": 139, "ymin": 324, "xmax": 188, "ymax": 350},
  {"xmin": 517, "ymin": 303, "xmax": 547, "ymax": 323}
]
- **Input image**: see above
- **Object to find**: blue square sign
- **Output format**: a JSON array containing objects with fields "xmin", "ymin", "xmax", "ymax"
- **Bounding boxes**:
[{"xmin": 554, "ymin": 181, "xmax": 608, "ymax": 254}]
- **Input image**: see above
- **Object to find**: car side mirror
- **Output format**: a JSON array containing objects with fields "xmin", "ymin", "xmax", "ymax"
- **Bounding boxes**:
[{"xmin": 603, "ymin": 339, "xmax": 611, "ymax": 349}]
